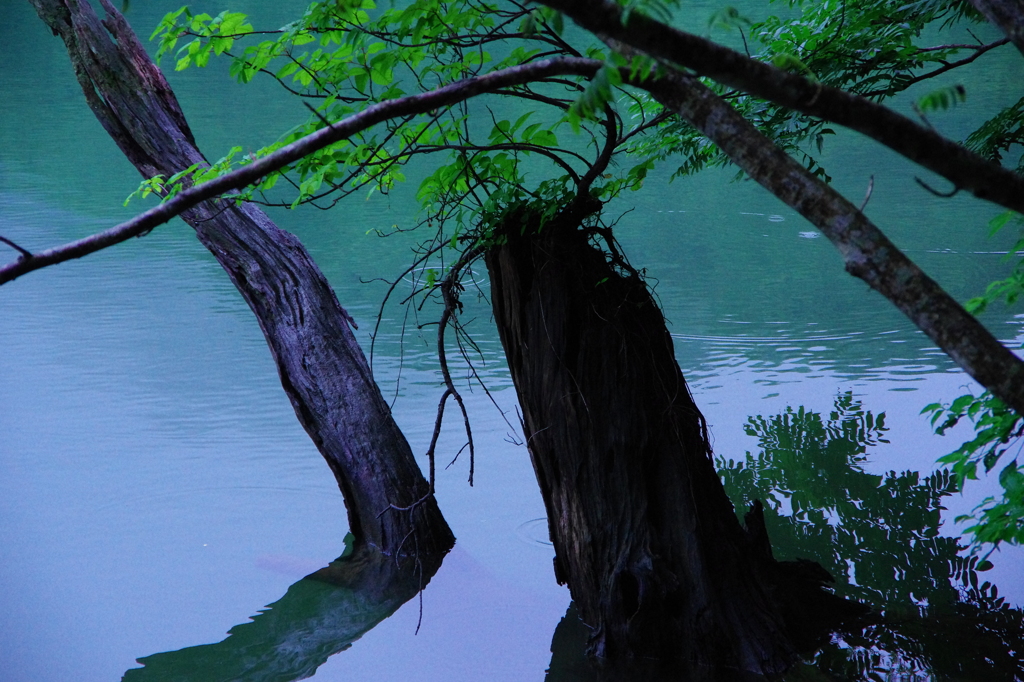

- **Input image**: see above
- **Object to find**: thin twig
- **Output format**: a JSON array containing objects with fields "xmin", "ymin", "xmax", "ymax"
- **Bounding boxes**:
[
  {"xmin": 915, "ymin": 177, "xmax": 960, "ymax": 198},
  {"xmin": 859, "ymin": 175, "xmax": 875, "ymax": 212},
  {"xmin": 885, "ymin": 38, "xmax": 1010, "ymax": 91},
  {"xmin": 0, "ymin": 236, "xmax": 33, "ymax": 259},
  {"xmin": 376, "ymin": 492, "xmax": 432, "ymax": 517},
  {"xmin": 424, "ymin": 388, "xmax": 452, "ymax": 492}
]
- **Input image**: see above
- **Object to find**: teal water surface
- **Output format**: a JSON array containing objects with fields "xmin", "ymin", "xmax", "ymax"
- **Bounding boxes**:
[{"xmin": 1, "ymin": 1, "xmax": 1023, "ymax": 680}]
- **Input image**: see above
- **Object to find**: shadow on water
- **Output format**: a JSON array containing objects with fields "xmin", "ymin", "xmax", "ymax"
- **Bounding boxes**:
[
  {"xmin": 545, "ymin": 393, "xmax": 1024, "ymax": 681},
  {"xmin": 122, "ymin": 535, "xmax": 447, "ymax": 682}
]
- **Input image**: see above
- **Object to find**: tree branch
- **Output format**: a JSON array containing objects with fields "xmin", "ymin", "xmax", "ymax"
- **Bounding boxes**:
[
  {"xmin": 642, "ymin": 69, "xmax": 1024, "ymax": 416},
  {"xmin": 0, "ymin": 56, "xmax": 601, "ymax": 286},
  {"xmin": 970, "ymin": 0, "xmax": 1024, "ymax": 56},
  {"xmin": 433, "ymin": 246, "xmax": 486, "ymax": 486},
  {"xmin": 578, "ymin": 102, "xmax": 618, "ymax": 193},
  {"xmin": 872, "ymin": 37, "xmax": 1010, "ymax": 92},
  {"xmin": 539, "ymin": 0, "xmax": 1024, "ymax": 215},
  {"xmin": 0, "ymin": 236, "xmax": 33, "ymax": 259}
]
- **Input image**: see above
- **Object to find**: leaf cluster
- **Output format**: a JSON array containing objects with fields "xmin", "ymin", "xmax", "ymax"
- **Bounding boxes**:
[
  {"xmin": 152, "ymin": 7, "xmax": 255, "ymax": 69},
  {"xmin": 629, "ymin": 0, "xmax": 1009, "ymax": 184},
  {"xmin": 923, "ymin": 392, "xmax": 1024, "ymax": 547},
  {"xmin": 147, "ymin": 0, "xmax": 666, "ymax": 242}
]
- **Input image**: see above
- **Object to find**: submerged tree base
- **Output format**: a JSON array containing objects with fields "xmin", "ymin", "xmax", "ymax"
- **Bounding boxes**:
[
  {"xmin": 124, "ymin": 537, "xmax": 449, "ymax": 681},
  {"xmin": 486, "ymin": 200, "xmax": 869, "ymax": 674}
]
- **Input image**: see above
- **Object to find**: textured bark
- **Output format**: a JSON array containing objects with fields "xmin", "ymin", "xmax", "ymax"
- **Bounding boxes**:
[
  {"xmin": 486, "ymin": 204, "xmax": 866, "ymax": 674},
  {"xmin": 971, "ymin": 0, "xmax": 1024, "ymax": 56},
  {"xmin": 540, "ymin": 0, "xmax": 1024, "ymax": 215},
  {"xmin": 29, "ymin": 0, "xmax": 453, "ymax": 557},
  {"xmin": 645, "ymin": 69, "xmax": 1024, "ymax": 420}
]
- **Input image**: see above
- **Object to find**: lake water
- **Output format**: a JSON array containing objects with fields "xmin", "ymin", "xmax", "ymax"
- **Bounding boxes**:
[{"xmin": 2, "ymin": 1, "xmax": 1022, "ymax": 680}]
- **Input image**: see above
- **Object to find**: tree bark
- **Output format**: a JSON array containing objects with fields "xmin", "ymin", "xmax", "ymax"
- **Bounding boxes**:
[
  {"xmin": 642, "ymin": 68, "xmax": 1024, "ymax": 421},
  {"xmin": 971, "ymin": 0, "xmax": 1024, "ymax": 56},
  {"xmin": 29, "ymin": 0, "xmax": 453, "ymax": 558},
  {"xmin": 486, "ymin": 203, "xmax": 867, "ymax": 674}
]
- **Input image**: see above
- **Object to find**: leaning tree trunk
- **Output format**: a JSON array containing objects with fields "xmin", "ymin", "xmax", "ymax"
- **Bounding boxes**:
[
  {"xmin": 487, "ymin": 201, "xmax": 866, "ymax": 675},
  {"xmin": 30, "ymin": 0, "xmax": 453, "ymax": 558}
]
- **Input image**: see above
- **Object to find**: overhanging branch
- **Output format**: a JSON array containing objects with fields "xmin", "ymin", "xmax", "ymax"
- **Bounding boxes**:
[
  {"xmin": 540, "ymin": 0, "xmax": 1024, "ymax": 215},
  {"xmin": 0, "ymin": 56, "xmax": 601, "ymax": 286},
  {"xmin": 643, "ymin": 69, "xmax": 1024, "ymax": 416}
]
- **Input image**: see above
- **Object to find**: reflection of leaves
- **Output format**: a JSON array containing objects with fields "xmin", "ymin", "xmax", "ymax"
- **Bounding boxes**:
[
  {"xmin": 720, "ymin": 393, "xmax": 1024, "ymax": 681},
  {"xmin": 720, "ymin": 393, "xmax": 958, "ymax": 606}
]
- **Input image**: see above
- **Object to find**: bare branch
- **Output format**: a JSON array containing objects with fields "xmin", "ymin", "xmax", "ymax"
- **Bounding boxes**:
[
  {"xmin": 858, "ymin": 175, "xmax": 874, "ymax": 212},
  {"xmin": 0, "ymin": 236, "xmax": 33, "ymax": 259},
  {"xmin": 424, "ymin": 389, "xmax": 452, "ymax": 493},
  {"xmin": 867, "ymin": 37, "xmax": 1010, "ymax": 93},
  {"xmin": 916, "ymin": 40, "xmax": 1007, "ymax": 52},
  {"xmin": 579, "ymin": 102, "xmax": 619, "ymax": 192},
  {"xmin": 432, "ymin": 246, "xmax": 486, "ymax": 486}
]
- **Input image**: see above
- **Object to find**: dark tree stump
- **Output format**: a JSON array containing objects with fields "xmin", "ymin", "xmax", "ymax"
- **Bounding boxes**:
[{"xmin": 487, "ymin": 203, "xmax": 865, "ymax": 674}]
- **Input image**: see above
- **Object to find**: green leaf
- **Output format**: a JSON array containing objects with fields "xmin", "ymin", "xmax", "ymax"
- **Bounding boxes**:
[
  {"xmin": 988, "ymin": 210, "xmax": 1018, "ymax": 237},
  {"xmin": 950, "ymin": 394, "xmax": 976, "ymax": 414},
  {"xmin": 770, "ymin": 53, "xmax": 818, "ymax": 81},
  {"xmin": 916, "ymin": 84, "xmax": 967, "ymax": 113}
]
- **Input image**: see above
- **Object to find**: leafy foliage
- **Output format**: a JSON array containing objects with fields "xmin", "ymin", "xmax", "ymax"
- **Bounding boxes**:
[
  {"xmin": 630, "ymin": 0, "xmax": 1010, "ymax": 183},
  {"xmin": 147, "ymin": 0, "xmax": 657, "ymax": 243},
  {"xmin": 152, "ymin": 7, "xmax": 254, "ymax": 69},
  {"xmin": 919, "ymin": 210, "xmax": 1024, "ymax": 551},
  {"xmin": 967, "ymin": 97, "xmax": 1024, "ymax": 174},
  {"xmin": 915, "ymin": 82, "xmax": 967, "ymax": 113},
  {"xmin": 923, "ymin": 392, "xmax": 1024, "ymax": 547}
]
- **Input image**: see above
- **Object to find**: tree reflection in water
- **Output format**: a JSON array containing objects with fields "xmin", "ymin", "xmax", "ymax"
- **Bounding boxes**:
[
  {"xmin": 124, "ymin": 393, "xmax": 1023, "ymax": 681},
  {"xmin": 723, "ymin": 392, "xmax": 1024, "ymax": 681},
  {"xmin": 547, "ymin": 393, "xmax": 1024, "ymax": 681},
  {"xmin": 122, "ymin": 535, "xmax": 446, "ymax": 682}
]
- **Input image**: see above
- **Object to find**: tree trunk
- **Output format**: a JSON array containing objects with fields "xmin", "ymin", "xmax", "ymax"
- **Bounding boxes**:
[
  {"xmin": 486, "ymin": 203, "xmax": 866, "ymax": 674},
  {"xmin": 30, "ymin": 0, "xmax": 453, "ymax": 558}
]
